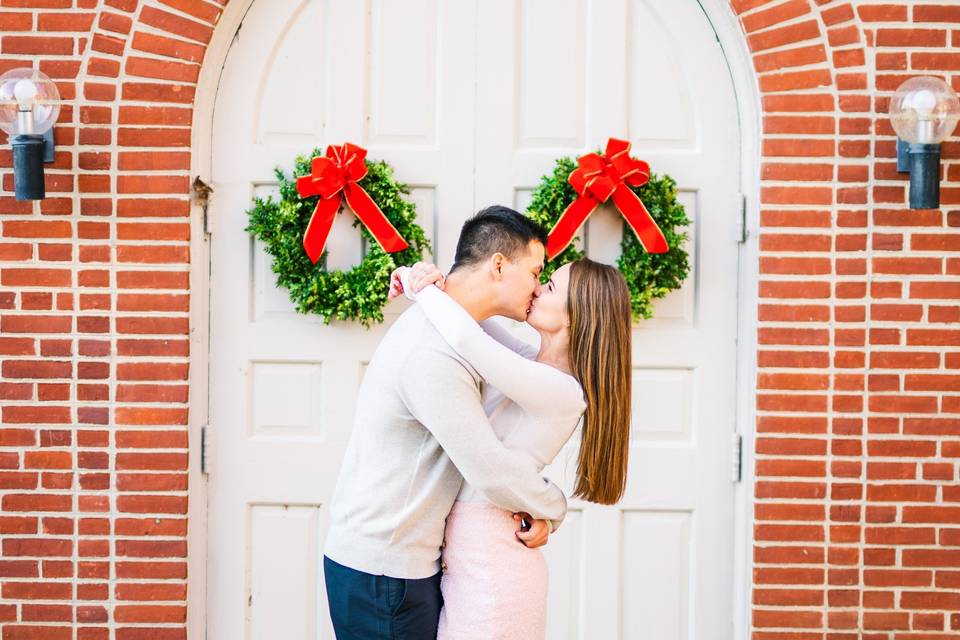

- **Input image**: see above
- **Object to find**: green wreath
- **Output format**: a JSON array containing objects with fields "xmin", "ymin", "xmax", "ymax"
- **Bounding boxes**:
[
  {"xmin": 244, "ymin": 148, "xmax": 430, "ymax": 326},
  {"xmin": 526, "ymin": 155, "xmax": 691, "ymax": 320}
]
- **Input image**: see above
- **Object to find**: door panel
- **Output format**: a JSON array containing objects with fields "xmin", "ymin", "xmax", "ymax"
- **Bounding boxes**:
[
  {"xmin": 207, "ymin": 1, "xmax": 475, "ymax": 637},
  {"xmin": 474, "ymin": 1, "xmax": 740, "ymax": 638}
]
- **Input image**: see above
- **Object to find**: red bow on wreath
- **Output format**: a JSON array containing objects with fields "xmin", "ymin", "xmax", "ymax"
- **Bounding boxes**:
[
  {"xmin": 545, "ymin": 138, "xmax": 669, "ymax": 261},
  {"xmin": 296, "ymin": 143, "xmax": 409, "ymax": 264}
]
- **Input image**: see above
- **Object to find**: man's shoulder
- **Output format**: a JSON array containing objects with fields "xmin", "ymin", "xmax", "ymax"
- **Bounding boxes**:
[{"xmin": 387, "ymin": 307, "xmax": 479, "ymax": 381}]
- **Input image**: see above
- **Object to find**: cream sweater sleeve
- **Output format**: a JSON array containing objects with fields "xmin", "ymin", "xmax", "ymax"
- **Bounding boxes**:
[
  {"xmin": 401, "ymin": 268, "xmax": 586, "ymax": 419},
  {"xmin": 477, "ymin": 318, "xmax": 539, "ymax": 360},
  {"xmin": 397, "ymin": 346, "xmax": 568, "ymax": 531}
]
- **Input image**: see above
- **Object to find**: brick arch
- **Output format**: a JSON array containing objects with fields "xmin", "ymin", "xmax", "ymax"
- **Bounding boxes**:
[
  {"xmin": 731, "ymin": 2, "xmax": 873, "ymax": 636},
  {"xmin": 1, "ymin": 1, "xmax": 959, "ymax": 638}
]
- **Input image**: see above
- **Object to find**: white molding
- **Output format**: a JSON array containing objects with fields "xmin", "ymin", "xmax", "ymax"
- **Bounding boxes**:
[
  {"xmin": 186, "ymin": 2, "xmax": 258, "ymax": 639},
  {"xmin": 696, "ymin": 2, "xmax": 760, "ymax": 639}
]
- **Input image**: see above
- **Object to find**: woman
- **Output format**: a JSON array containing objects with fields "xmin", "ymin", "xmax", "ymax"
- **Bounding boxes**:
[{"xmin": 392, "ymin": 257, "xmax": 632, "ymax": 640}]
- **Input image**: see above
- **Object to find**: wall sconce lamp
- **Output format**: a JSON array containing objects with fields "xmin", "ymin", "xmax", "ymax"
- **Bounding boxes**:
[
  {"xmin": 889, "ymin": 76, "xmax": 960, "ymax": 210},
  {"xmin": 0, "ymin": 68, "xmax": 61, "ymax": 201}
]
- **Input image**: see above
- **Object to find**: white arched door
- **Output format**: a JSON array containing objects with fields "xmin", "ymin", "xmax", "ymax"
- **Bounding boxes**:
[{"xmin": 206, "ymin": 1, "xmax": 741, "ymax": 638}]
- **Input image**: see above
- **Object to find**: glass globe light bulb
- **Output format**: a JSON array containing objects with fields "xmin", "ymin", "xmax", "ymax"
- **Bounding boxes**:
[
  {"xmin": 909, "ymin": 89, "xmax": 936, "ymax": 117},
  {"xmin": 13, "ymin": 79, "xmax": 37, "ymax": 108},
  {"xmin": 0, "ymin": 68, "xmax": 60, "ymax": 137},
  {"xmin": 889, "ymin": 76, "xmax": 960, "ymax": 145}
]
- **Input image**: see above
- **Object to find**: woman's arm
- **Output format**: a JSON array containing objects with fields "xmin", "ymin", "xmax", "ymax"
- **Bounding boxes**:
[
  {"xmin": 400, "ymin": 268, "xmax": 585, "ymax": 417},
  {"xmin": 478, "ymin": 318, "xmax": 539, "ymax": 360}
]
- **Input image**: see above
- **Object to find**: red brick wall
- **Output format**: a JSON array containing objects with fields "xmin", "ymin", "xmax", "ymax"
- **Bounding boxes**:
[
  {"xmin": 1, "ymin": 1, "xmax": 218, "ymax": 638},
  {"xmin": 0, "ymin": 0, "xmax": 957, "ymax": 638},
  {"xmin": 737, "ymin": 1, "xmax": 960, "ymax": 637}
]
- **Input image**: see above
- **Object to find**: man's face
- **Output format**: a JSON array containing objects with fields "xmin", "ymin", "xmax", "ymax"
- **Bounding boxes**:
[{"xmin": 497, "ymin": 240, "xmax": 545, "ymax": 321}]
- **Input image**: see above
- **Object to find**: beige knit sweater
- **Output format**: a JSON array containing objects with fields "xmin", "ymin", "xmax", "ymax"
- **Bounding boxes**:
[{"xmin": 323, "ymin": 305, "xmax": 568, "ymax": 579}]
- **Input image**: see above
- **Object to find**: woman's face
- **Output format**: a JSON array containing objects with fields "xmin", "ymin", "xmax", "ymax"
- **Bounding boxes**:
[{"xmin": 526, "ymin": 262, "xmax": 572, "ymax": 333}]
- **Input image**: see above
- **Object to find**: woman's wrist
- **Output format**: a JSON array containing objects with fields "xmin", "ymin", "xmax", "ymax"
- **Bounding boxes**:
[{"xmin": 398, "ymin": 267, "xmax": 417, "ymax": 301}]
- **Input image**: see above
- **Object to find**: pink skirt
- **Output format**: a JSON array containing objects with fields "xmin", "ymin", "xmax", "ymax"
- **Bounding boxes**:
[{"xmin": 437, "ymin": 500, "xmax": 548, "ymax": 640}]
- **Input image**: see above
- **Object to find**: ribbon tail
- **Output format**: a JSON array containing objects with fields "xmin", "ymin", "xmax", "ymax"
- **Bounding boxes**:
[
  {"xmin": 611, "ymin": 186, "xmax": 669, "ymax": 254},
  {"xmin": 343, "ymin": 184, "xmax": 409, "ymax": 253},
  {"xmin": 546, "ymin": 196, "xmax": 599, "ymax": 261},
  {"xmin": 303, "ymin": 195, "xmax": 342, "ymax": 264}
]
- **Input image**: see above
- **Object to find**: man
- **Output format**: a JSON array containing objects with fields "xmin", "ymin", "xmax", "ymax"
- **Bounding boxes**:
[{"xmin": 323, "ymin": 206, "xmax": 565, "ymax": 638}]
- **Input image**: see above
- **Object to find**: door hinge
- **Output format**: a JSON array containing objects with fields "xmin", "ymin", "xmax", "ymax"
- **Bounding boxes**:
[
  {"xmin": 201, "ymin": 425, "xmax": 211, "ymax": 475},
  {"xmin": 731, "ymin": 432, "xmax": 743, "ymax": 482},
  {"xmin": 736, "ymin": 193, "xmax": 747, "ymax": 244},
  {"xmin": 192, "ymin": 176, "xmax": 214, "ymax": 236}
]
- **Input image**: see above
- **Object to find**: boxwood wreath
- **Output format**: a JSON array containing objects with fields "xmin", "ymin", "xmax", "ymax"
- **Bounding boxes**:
[
  {"xmin": 526, "ymin": 155, "xmax": 691, "ymax": 321},
  {"xmin": 244, "ymin": 147, "xmax": 430, "ymax": 326}
]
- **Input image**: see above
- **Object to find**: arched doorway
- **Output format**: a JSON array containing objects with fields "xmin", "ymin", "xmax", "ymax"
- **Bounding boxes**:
[{"xmin": 202, "ymin": 0, "xmax": 745, "ymax": 637}]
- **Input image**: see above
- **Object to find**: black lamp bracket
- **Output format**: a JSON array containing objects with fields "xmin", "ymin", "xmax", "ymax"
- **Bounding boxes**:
[
  {"xmin": 42, "ymin": 128, "xmax": 54, "ymax": 163},
  {"xmin": 896, "ymin": 137, "xmax": 910, "ymax": 173}
]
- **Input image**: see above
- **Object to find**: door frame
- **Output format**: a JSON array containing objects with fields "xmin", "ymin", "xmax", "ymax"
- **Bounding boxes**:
[
  {"xmin": 185, "ymin": 1, "xmax": 762, "ymax": 638},
  {"xmin": 694, "ymin": 2, "xmax": 763, "ymax": 638},
  {"xmin": 186, "ymin": 2, "xmax": 258, "ymax": 638}
]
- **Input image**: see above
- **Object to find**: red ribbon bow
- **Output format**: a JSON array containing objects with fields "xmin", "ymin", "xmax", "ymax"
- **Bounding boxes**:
[
  {"xmin": 545, "ymin": 138, "xmax": 669, "ymax": 261},
  {"xmin": 296, "ymin": 143, "xmax": 409, "ymax": 264}
]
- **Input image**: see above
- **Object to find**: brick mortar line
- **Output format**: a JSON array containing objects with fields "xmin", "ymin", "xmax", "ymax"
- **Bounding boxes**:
[
  {"xmin": 747, "ymin": 0, "xmax": 833, "ymax": 633},
  {"xmin": 817, "ymin": 1, "xmax": 855, "ymax": 634},
  {"xmin": 818, "ymin": 2, "xmax": 873, "ymax": 634},
  {"xmin": 73, "ymin": 3, "xmax": 100, "ymax": 633},
  {"xmin": 79, "ymin": 0, "xmax": 124, "ymax": 633},
  {"xmin": 107, "ymin": 0, "xmax": 195, "ymax": 632},
  {"xmin": 851, "ymin": 0, "xmax": 875, "ymax": 632}
]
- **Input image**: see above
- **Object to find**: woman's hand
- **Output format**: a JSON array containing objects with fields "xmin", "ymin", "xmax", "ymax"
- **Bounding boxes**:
[
  {"xmin": 408, "ymin": 261, "xmax": 445, "ymax": 293},
  {"xmin": 400, "ymin": 262, "xmax": 446, "ymax": 297},
  {"xmin": 388, "ymin": 266, "xmax": 408, "ymax": 300},
  {"xmin": 389, "ymin": 261, "xmax": 445, "ymax": 301}
]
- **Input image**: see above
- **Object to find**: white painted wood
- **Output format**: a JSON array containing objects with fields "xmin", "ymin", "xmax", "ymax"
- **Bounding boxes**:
[
  {"xmin": 475, "ymin": 1, "xmax": 741, "ymax": 638},
  {"xmin": 206, "ymin": 0, "xmax": 476, "ymax": 637},
  {"xmin": 207, "ymin": 0, "xmax": 743, "ymax": 638},
  {"xmin": 695, "ymin": 0, "xmax": 764, "ymax": 637},
  {"xmin": 622, "ymin": 510, "xmax": 694, "ymax": 638},
  {"xmin": 248, "ymin": 505, "xmax": 324, "ymax": 638},
  {"xmin": 539, "ymin": 508, "xmax": 583, "ymax": 639}
]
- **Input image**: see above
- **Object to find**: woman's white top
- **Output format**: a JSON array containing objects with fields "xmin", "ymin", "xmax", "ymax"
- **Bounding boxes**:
[{"xmin": 401, "ymin": 269, "xmax": 586, "ymax": 503}]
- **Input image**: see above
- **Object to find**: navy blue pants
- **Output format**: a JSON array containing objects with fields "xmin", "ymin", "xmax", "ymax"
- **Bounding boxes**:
[{"xmin": 323, "ymin": 555, "xmax": 443, "ymax": 639}]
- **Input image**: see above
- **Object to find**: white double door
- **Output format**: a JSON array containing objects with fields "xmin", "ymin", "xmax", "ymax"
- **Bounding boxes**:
[{"xmin": 207, "ymin": 1, "xmax": 741, "ymax": 638}]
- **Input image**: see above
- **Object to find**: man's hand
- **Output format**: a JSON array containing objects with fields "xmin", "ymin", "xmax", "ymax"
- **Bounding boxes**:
[{"xmin": 514, "ymin": 512, "xmax": 550, "ymax": 549}]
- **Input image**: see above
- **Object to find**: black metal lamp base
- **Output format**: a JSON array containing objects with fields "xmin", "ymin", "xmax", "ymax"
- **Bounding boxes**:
[
  {"xmin": 12, "ymin": 134, "xmax": 45, "ymax": 201},
  {"xmin": 896, "ymin": 138, "xmax": 941, "ymax": 210},
  {"xmin": 908, "ymin": 142, "xmax": 940, "ymax": 210}
]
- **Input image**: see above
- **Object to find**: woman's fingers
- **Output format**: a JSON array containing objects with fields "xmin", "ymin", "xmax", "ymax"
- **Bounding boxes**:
[
  {"xmin": 387, "ymin": 268, "xmax": 405, "ymax": 300},
  {"xmin": 411, "ymin": 263, "xmax": 444, "ymax": 292}
]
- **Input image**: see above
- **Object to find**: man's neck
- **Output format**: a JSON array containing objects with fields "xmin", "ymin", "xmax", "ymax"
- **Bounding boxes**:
[{"xmin": 442, "ymin": 271, "xmax": 494, "ymax": 321}]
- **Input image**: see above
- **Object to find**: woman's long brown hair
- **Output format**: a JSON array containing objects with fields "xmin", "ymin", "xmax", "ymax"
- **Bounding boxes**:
[{"xmin": 567, "ymin": 258, "xmax": 632, "ymax": 505}]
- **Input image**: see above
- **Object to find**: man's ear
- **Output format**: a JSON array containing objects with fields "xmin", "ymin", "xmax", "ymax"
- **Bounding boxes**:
[{"xmin": 490, "ymin": 253, "xmax": 505, "ymax": 280}]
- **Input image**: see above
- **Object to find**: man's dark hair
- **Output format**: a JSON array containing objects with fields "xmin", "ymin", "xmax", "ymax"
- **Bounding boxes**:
[{"xmin": 450, "ymin": 205, "xmax": 548, "ymax": 273}]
